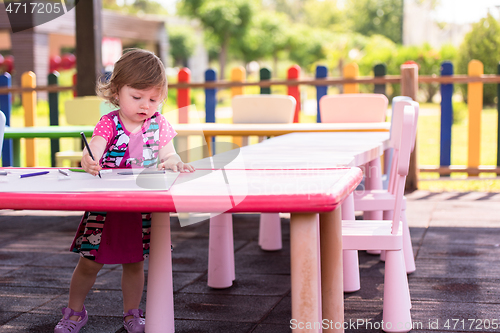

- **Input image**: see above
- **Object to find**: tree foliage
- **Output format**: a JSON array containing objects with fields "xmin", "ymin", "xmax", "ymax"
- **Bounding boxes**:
[
  {"xmin": 287, "ymin": 24, "xmax": 326, "ymax": 71},
  {"xmin": 103, "ymin": 0, "xmax": 169, "ymax": 15},
  {"xmin": 457, "ymin": 14, "xmax": 500, "ymax": 105},
  {"xmin": 179, "ymin": 0, "xmax": 254, "ymax": 79},
  {"xmin": 168, "ymin": 25, "xmax": 197, "ymax": 67},
  {"xmin": 232, "ymin": 10, "xmax": 291, "ymax": 74},
  {"xmin": 345, "ymin": 0, "xmax": 403, "ymax": 44}
]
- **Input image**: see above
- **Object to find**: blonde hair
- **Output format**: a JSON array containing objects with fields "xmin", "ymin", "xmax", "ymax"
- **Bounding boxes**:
[{"xmin": 97, "ymin": 48, "xmax": 168, "ymax": 107}]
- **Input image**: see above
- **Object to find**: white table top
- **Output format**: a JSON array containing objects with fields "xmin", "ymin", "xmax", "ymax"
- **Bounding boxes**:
[{"xmin": 191, "ymin": 131, "xmax": 391, "ymax": 170}]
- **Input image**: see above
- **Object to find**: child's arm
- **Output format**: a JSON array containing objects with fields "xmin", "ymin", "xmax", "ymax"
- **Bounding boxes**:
[
  {"xmin": 157, "ymin": 141, "xmax": 195, "ymax": 173},
  {"xmin": 81, "ymin": 136, "xmax": 107, "ymax": 176}
]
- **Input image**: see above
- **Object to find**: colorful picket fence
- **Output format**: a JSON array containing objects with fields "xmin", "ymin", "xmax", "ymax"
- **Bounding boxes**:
[{"xmin": 2, "ymin": 60, "xmax": 500, "ymax": 189}]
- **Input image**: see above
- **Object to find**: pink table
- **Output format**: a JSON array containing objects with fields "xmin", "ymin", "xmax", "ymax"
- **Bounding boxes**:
[
  {"xmin": 201, "ymin": 131, "xmax": 390, "ymax": 299},
  {"xmin": 0, "ymin": 166, "xmax": 362, "ymax": 332}
]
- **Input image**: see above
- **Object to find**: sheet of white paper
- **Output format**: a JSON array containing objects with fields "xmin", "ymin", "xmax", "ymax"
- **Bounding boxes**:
[{"xmin": 0, "ymin": 169, "xmax": 180, "ymax": 192}]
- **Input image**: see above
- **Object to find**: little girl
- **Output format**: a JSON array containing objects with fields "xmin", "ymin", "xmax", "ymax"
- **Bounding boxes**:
[{"xmin": 54, "ymin": 49, "xmax": 194, "ymax": 333}]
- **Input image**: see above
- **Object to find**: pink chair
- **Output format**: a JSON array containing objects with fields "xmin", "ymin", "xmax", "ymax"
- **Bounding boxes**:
[
  {"xmin": 342, "ymin": 105, "xmax": 415, "ymax": 332},
  {"xmin": 354, "ymin": 99, "xmax": 419, "ymax": 276},
  {"xmin": 319, "ymin": 93, "xmax": 388, "ymax": 123},
  {"xmin": 319, "ymin": 93, "xmax": 389, "ymax": 292}
]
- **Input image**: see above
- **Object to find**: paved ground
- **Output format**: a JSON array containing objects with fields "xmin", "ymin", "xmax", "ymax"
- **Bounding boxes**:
[{"xmin": 1, "ymin": 190, "xmax": 500, "ymax": 332}]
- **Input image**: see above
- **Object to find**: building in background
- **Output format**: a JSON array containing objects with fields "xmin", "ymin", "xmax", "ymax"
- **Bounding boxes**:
[{"xmin": 0, "ymin": 3, "xmax": 168, "ymax": 88}]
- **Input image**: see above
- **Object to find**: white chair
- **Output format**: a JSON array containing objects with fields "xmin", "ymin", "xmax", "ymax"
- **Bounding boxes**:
[
  {"xmin": 0, "ymin": 110, "xmax": 6, "ymax": 154},
  {"xmin": 342, "ymin": 105, "xmax": 415, "ymax": 332},
  {"xmin": 383, "ymin": 96, "xmax": 413, "ymax": 189},
  {"xmin": 354, "ymin": 99, "xmax": 419, "ymax": 276},
  {"xmin": 208, "ymin": 94, "xmax": 296, "ymax": 289},
  {"xmin": 233, "ymin": 95, "xmax": 296, "ymax": 252},
  {"xmin": 232, "ymin": 94, "xmax": 296, "ymax": 145}
]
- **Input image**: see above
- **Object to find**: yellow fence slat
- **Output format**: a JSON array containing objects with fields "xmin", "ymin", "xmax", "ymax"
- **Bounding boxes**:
[
  {"xmin": 22, "ymin": 71, "xmax": 37, "ymax": 167},
  {"xmin": 231, "ymin": 66, "xmax": 246, "ymax": 148},
  {"xmin": 467, "ymin": 60, "xmax": 483, "ymax": 176},
  {"xmin": 343, "ymin": 63, "xmax": 359, "ymax": 94}
]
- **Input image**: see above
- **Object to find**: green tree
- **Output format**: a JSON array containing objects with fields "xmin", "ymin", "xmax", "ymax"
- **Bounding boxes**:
[
  {"xmin": 131, "ymin": 0, "xmax": 168, "ymax": 14},
  {"xmin": 168, "ymin": 26, "xmax": 197, "ymax": 67},
  {"xmin": 323, "ymin": 31, "xmax": 370, "ymax": 77},
  {"xmin": 303, "ymin": 0, "xmax": 344, "ymax": 30},
  {"xmin": 103, "ymin": 0, "xmax": 169, "ymax": 15},
  {"xmin": 288, "ymin": 24, "xmax": 326, "ymax": 72},
  {"xmin": 265, "ymin": 0, "xmax": 307, "ymax": 22},
  {"xmin": 178, "ymin": 0, "xmax": 254, "ymax": 79},
  {"xmin": 232, "ymin": 10, "xmax": 291, "ymax": 76},
  {"xmin": 457, "ymin": 14, "xmax": 500, "ymax": 105},
  {"xmin": 345, "ymin": 0, "xmax": 403, "ymax": 44}
]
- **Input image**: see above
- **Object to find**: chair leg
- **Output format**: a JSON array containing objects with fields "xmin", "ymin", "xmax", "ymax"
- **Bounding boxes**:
[
  {"xmin": 382, "ymin": 250, "xmax": 412, "ymax": 332},
  {"xmin": 228, "ymin": 216, "xmax": 235, "ymax": 281},
  {"xmin": 258, "ymin": 213, "xmax": 282, "ymax": 251},
  {"xmin": 365, "ymin": 158, "xmax": 383, "ymax": 256},
  {"xmin": 341, "ymin": 193, "xmax": 361, "ymax": 292},
  {"xmin": 380, "ymin": 209, "xmax": 394, "ymax": 263},
  {"xmin": 343, "ymin": 250, "xmax": 360, "ymax": 293},
  {"xmin": 401, "ymin": 210, "xmax": 416, "ymax": 274},
  {"xmin": 207, "ymin": 213, "xmax": 234, "ymax": 289}
]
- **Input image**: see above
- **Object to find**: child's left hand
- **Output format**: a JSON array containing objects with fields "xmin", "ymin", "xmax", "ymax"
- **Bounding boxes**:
[{"xmin": 158, "ymin": 161, "xmax": 195, "ymax": 173}]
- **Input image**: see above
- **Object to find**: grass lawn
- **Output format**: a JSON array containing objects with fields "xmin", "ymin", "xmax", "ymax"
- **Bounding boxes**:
[
  {"xmin": 3, "ymin": 96, "xmax": 500, "ymax": 192},
  {"xmin": 416, "ymin": 103, "xmax": 500, "ymax": 192}
]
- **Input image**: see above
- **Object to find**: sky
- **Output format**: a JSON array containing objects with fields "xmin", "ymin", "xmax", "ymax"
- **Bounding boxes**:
[{"xmin": 147, "ymin": 0, "xmax": 500, "ymax": 24}]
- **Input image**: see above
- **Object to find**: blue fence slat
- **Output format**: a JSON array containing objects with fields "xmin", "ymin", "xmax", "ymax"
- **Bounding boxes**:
[
  {"xmin": 205, "ymin": 69, "xmax": 217, "ymax": 123},
  {"xmin": 205, "ymin": 69, "xmax": 217, "ymax": 154},
  {"xmin": 48, "ymin": 72, "xmax": 59, "ymax": 167},
  {"xmin": 0, "ymin": 73, "xmax": 13, "ymax": 166},
  {"xmin": 315, "ymin": 65, "xmax": 328, "ymax": 123},
  {"xmin": 374, "ymin": 63, "xmax": 386, "ymax": 96},
  {"xmin": 440, "ymin": 61, "xmax": 453, "ymax": 167}
]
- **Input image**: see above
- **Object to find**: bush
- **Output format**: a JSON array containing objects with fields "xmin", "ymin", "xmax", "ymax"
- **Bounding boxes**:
[{"xmin": 457, "ymin": 14, "xmax": 500, "ymax": 105}]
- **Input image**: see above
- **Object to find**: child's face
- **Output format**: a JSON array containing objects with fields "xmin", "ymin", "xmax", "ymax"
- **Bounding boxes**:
[{"xmin": 116, "ymin": 85, "xmax": 162, "ymax": 125}]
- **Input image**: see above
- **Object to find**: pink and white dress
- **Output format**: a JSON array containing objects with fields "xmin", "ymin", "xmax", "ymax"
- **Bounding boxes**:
[{"xmin": 70, "ymin": 110, "xmax": 176, "ymax": 264}]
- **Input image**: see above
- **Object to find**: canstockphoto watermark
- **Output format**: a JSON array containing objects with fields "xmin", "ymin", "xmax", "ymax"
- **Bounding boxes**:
[
  {"xmin": 3, "ymin": 0, "xmax": 79, "ymax": 33},
  {"xmin": 290, "ymin": 319, "xmax": 422, "ymax": 331}
]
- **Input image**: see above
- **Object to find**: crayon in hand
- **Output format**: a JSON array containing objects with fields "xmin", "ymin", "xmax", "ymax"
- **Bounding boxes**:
[{"xmin": 80, "ymin": 132, "xmax": 101, "ymax": 178}]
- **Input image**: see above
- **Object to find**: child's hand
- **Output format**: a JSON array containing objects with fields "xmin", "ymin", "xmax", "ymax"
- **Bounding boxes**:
[
  {"xmin": 81, "ymin": 153, "xmax": 101, "ymax": 177},
  {"xmin": 158, "ymin": 161, "xmax": 195, "ymax": 173}
]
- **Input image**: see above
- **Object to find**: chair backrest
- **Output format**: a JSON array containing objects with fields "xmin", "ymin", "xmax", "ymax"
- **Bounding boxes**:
[
  {"xmin": 232, "ymin": 95, "xmax": 296, "ymax": 124},
  {"xmin": 319, "ymin": 93, "xmax": 388, "ymax": 123},
  {"xmin": 390, "ymin": 105, "xmax": 415, "ymax": 235},
  {"xmin": 389, "ymin": 96, "xmax": 412, "ymax": 138},
  {"xmin": 0, "ymin": 110, "xmax": 5, "ymax": 154},
  {"xmin": 65, "ymin": 96, "xmax": 118, "ymax": 126},
  {"xmin": 387, "ymin": 99, "xmax": 419, "ymax": 194}
]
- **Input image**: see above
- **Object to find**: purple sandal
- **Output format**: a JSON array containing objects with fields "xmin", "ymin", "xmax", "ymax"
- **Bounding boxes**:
[
  {"xmin": 54, "ymin": 305, "xmax": 88, "ymax": 333},
  {"xmin": 123, "ymin": 309, "xmax": 146, "ymax": 333}
]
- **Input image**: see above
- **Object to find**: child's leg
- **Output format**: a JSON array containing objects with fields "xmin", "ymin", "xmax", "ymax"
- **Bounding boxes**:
[
  {"xmin": 67, "ymin": 257, "xmax": 104, "ymax": 321},
  {"xmin": 122, "ymin": 261, "xmax": 145, "ymax": 320}
]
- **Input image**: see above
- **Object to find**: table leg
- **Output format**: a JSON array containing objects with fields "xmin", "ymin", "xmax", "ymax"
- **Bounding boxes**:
[
  {"xmin": 145, "ymin": 213, "xmax": 174, "ymax": 333},
  {"xmin": 207, "ymin": 213, "xmax": 234, "ymax": 288},
  {"xmin": 290, "ymin": 213, "xmax": 322, "ymax": 332},
  {"xmin": 363, "ymin": 157, "xmax": 383, "ymax": 220},
  {"xmin": 340, "ymin": 194, "xmax": 360, "ymax": 293},
  {"xmin": 319, "ymin": 208, "xmax": 344, "ymax": 332}
]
